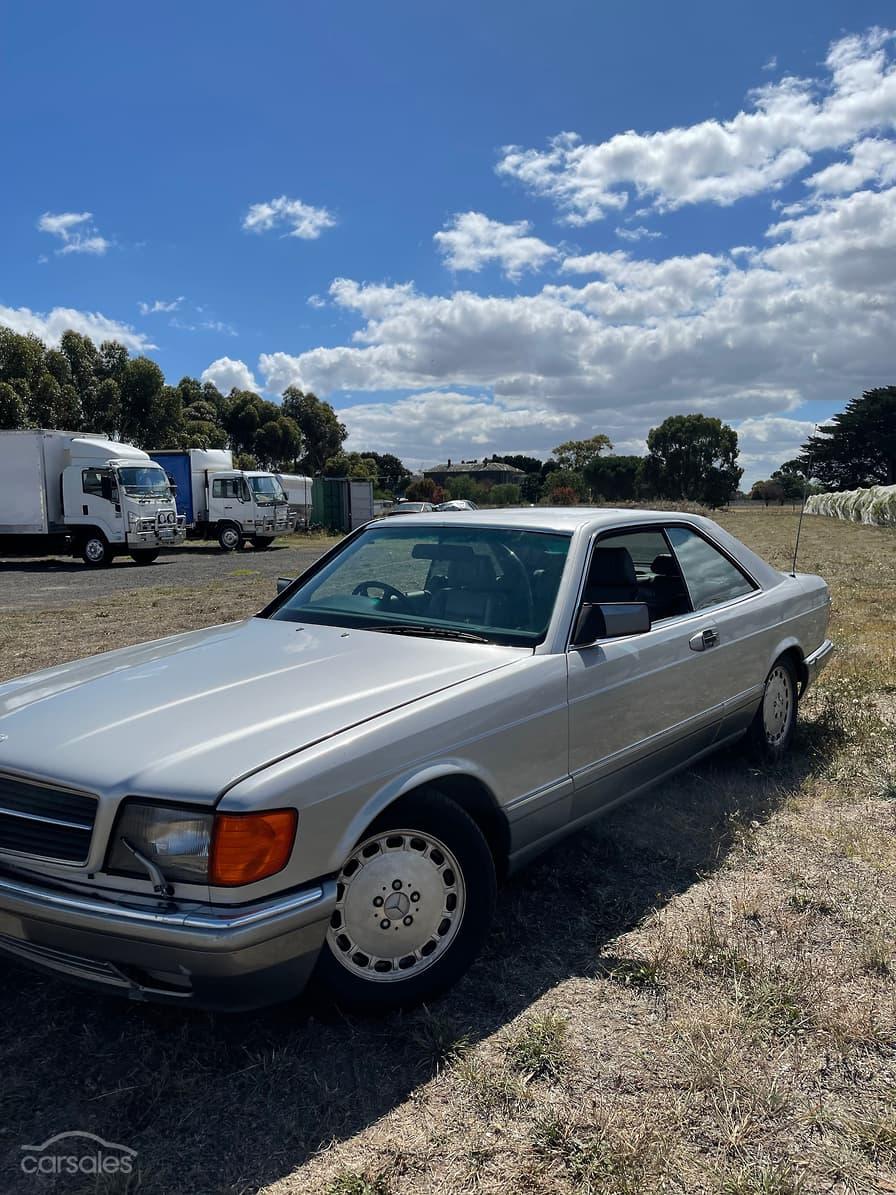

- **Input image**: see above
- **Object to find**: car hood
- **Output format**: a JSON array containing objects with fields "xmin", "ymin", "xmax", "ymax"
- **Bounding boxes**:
[{"xmin": 0, "ymin": 619, "xmax": 526, "ymax": 802}]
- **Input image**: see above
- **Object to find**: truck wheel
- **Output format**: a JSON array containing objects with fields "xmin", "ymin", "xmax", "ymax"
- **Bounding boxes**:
[
  {"xmin": 251, "ymin": 536, "xmax": 275, "ymax": 550},
  {"xmin": 81, "ymin": 534, "xmax": 111, "ymax": 567},
  {"xmin": 218, "ymin": 524, "xmax": 243, "ymax": 552},
  {"xmin": 130, "ymin": 550, "xmax": 159, "ymax": 565},
  {"xmin": 314, "ymin": 790, "xmax": 496, "ymax": 1012}
]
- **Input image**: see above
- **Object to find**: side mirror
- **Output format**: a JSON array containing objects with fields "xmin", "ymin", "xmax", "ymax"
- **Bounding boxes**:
[
  {"xmin": 101, "ymin": 476, "xmax": 114, "ymax": 502},
  {"xmin": 276, "ymin": 577, "xmax": 294, "ymax": 595},
  {"xmin": 572, "ymin": 601, "xmax": 651, "ymax": 647}
]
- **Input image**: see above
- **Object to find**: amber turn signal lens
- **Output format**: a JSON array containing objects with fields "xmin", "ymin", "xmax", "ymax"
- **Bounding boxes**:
[{"xmin": 209, "ymin": 810, "xmax": 297, "ymax": 886}]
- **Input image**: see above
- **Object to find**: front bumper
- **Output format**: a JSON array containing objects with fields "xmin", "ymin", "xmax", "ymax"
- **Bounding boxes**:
[
  {"xmin": 0, "ymin": 867, "xmax": 337, "ymax": 1011},
  {"xmin": 803, "ymin": 638, "xmax": 834, "ymax": 694}
]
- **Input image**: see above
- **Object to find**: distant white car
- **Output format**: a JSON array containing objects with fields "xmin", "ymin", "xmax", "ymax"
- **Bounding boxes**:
[
  {"xmin": 389, "ymin": 501, "xmax": 435, "ymax": 514},
  {"xmin": 436, "ymin": 500, "xmax": 479, "ymax": 511}
]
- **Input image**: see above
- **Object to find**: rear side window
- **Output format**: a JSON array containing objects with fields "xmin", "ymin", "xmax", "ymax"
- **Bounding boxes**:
[{"xmin": 666, "ymin": 526, "xmax": 755, "ymax": 610}]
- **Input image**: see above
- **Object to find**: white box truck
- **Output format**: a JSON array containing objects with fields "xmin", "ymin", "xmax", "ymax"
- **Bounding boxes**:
[
  {"xmin": 0, "ymin": 429, "xmax": 186, "ymax": 566},
  {"xmin": 149, "ymin": 449, "xmax": 296, "ymax": 550}
]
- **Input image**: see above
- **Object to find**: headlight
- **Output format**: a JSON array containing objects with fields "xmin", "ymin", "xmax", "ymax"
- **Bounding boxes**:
[
  {"xmin": 106, "ymin": 802, "xmax": 213, "ymax": 883},
  {"xmin": 106, "ymin": 801, "xmax": 297, "ymax": 887}
]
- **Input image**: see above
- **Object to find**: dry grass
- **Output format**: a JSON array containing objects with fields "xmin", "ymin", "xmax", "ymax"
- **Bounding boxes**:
[{"xmin": 0, "ymin": 509, "xmax": 894, "ymax": 1195}]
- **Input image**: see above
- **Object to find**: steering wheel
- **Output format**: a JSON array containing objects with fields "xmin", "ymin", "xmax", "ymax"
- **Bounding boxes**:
[
  {"xmin": 494, "ymin": 544, "xmax": 535, "ymax": 627},
  {"xmin": 352, "ymin": 580, "xmax": 408, "ymax": 606}
]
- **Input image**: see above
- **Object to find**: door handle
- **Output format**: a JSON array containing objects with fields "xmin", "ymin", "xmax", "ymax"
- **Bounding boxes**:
[{"xmin": 690, "ymin": 628, "xmax": 720, "ymax": 651}]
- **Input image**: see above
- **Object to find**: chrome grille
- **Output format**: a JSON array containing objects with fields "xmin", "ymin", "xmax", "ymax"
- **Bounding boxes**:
[{"xmin": 0, "ymin": 775, "xmax": 97, "ymax": 864}]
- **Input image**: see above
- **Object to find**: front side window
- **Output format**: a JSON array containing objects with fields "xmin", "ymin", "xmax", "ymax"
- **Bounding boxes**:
[
  {"xmin": 666, "ymin": 526, "xmax": 755, "ymax": 610},
  {"xmin": 585, "ymin": 528, "xmax": 690, "ymax": 622},
  {"xmin": 82, "ymin": 467, "xmax": 115, "ymax": 499},
  {"xmin": 212, "ymin": 477, "xmax": 244, "ymax": 500},
  {"xmin": 269, "ymin": 524, "xmax": 571, "ymax": 646}
]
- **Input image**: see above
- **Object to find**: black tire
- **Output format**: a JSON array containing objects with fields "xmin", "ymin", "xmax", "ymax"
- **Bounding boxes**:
[
  {"xmin": 218, "ymin": 523, "xmax": 243, "ymax": 552},
  {"xmin": 81, "ymin": 533, "xmax": 111, "ymax": 567},
  {"xmin": 746, "ymin": 655, "xmax": 798, "ymax": 761},
  {"xmin": 130, "ymin": 550, "xmax": 159, "ymax": 565},
  {"xmin": 314, "ymin": 790, "xmax": 496, "ymax": 1012},
  {"xmin": 251, "ymin": 536, "xmax": 275, "ymax": 551}
]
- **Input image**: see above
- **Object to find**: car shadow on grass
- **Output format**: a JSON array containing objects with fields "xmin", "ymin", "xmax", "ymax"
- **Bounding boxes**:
[{"xmin": 0, "ymin": 703, "xmax": 843, "ymax": 1195}]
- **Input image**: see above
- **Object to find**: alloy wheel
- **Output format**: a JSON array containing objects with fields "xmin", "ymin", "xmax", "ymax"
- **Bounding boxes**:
[{"xmin": 327, "ymin": 828, "xmax": 466, "ymax": 983}]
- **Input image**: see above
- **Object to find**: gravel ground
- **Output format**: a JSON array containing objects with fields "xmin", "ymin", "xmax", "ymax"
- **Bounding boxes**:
[{"xmin": 0, "ymin": 535, "xmax": 338, "ymax": 610}]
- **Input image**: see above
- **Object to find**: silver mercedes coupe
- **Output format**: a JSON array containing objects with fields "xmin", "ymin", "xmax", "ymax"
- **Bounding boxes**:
[{"xmin": 0, "ymin": 509, "xmax": 833, "ymax": 1011}]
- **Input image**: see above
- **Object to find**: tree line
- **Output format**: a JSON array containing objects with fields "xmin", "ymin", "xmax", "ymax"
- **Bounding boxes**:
[
  {"xmin": 0, "ymin": 326, "xmax": 350, "ymax": 475},
  {"xmin": 749, "ymin": 388, "xmax": 896, "ymax": 503},
  {"xmin": 409, "ymin": 416, "xmax": 744, "ymax": 508},
  {"xmin": 2, "ymin": 325, "xmax": 890, "ymax": 504}
]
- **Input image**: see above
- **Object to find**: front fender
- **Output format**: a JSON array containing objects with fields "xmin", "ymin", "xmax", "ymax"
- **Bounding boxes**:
[{"xmin": 332, "ymin": 759, "xmax": 502, "ymax": 873}]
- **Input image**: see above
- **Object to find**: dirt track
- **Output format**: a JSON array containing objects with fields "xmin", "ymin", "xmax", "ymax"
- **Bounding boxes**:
[{"xmin": 0, "ymin": 536, "xmax": 337, "ymax": 610}]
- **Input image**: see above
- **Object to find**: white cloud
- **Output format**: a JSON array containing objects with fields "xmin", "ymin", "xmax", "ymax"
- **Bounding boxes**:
[
  {"xmin": 804, "ymin": 137, "xmax": 896, "ymax": 194},
  {"xmin": 255, "ymin": 177, "xmax": 896, "ymax": 475},
  {"xmin": 0, "ymin": 305, "xmax": 154, "ymax": 352},
  {"xmin": 242, "ymin": 195, "xmax": 336, "ymax": 240},
  {"xmin": 339, "ymin": 391, "xmax": 577, "ymax": 463},
  {"xmin": 200, "ymin": 356, "xmax": 258, "ymax": 393},
  {"xmin": 139, "ymin": 297, "xmax": 184, "ymax": 315},
  {"xmin": 497, "ymin": 28, "xmax": 896, "ymax": 221},
  {"xmin": 434, "ymin": 211, "xmax": 557, "ymax": 279},
  {"xmin": 38, "ymin": 210, "xmax": 110, "ymax": 255},
  {"xmin": 762, "ymin": 56, "xmax": 779, "ymax": 72},
  {"xmin": 615, "ymin": 225, "xmax": 663, "ymax": 242},
  {"xmin": 734, "ymin": 415, "xmax": 817, "ymax": 484}
]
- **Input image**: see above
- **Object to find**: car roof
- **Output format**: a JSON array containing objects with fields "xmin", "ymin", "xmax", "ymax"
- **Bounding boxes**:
[{"xmin": 380, "ymin": 506, "xmax": 704, "ymax": 533}]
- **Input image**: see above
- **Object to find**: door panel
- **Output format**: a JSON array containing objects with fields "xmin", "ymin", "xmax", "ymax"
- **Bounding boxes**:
[{"xmin": 567, "ymin": 617, "xmax": 723, "ymax": 820}]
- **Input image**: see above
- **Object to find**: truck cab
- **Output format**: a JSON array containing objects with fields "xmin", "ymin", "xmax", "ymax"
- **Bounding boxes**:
[
  {"xmin": 149, "ymin": 449, "xmax": 296, "ymax": 551},
  {"xmin": 61, "ymin": 442, "xmax": 185, "ymax": 566},
  {"xmin": 206, "ymin": 470, "xmax": 295, "ymax": 550}
]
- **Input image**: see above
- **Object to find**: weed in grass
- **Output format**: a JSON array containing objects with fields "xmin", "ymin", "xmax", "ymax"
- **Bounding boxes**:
[
  {"xmin": 602, "ymin": 953, "xmax": 669, "ymax": 991},
  {"xmin": 687, "ymin": 910, "xmax": 753, "ymax": 978},
  {"xmin": 718, "ymin": 1156, "xmax": 804, "ymax": 1195},
  {"xmin": 861, "ymin": 928, "xmax": 894, "ymax": 978},
  {"xmin": 506, "ymin": 1011, "xmax": 569, "ymax": 1081},
  {"xmin": 326, "ymin": 1171, "xmax": 390, "ymax": 1195},
  {"xmin": 732, "ymin": 965, "xmax": 815, "ymax": 1035},
  {"xmin": 674, "ymin": 1020, "xmax": 741, "ymax": 1093},
  {"xmin": 456, "ymin": 1053, "xmax": 530, "ymax": 1116},
  {"xmin": 409, "ymin": 1009, "xmax": 472, "ymax": 1075},
  {"xmin": 532, "ymin": 1106, "xmax": 666, "ymax": 1195},
  {"xmin": 787, "ymin": 878, "xmax": 835, "ymax": 916},
  {"xmin": 847, "ymin": 1107, "xmax": 896, "ymax": 1166}
]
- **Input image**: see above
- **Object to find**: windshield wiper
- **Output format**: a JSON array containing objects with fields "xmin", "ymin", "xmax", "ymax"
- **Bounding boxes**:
[{"xmin": 366, "ymin": 623, "xmax": 492, "ymax": 644}]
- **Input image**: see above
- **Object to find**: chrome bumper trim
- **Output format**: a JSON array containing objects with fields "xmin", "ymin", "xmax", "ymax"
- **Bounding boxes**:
[
  {"xmin": 803, "ymin": 639, "xmax": 834, "ymax": 692},
  {"xmin": 0, "ymin": 870, "xmax": 334, "ymax": 945}
]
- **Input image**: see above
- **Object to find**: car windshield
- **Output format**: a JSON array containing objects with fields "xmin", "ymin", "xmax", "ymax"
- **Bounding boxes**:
[
  {"xmin": 249, "ymin": 475, "xmax": 287, "ymax": 504},
  {"xmin": 269, "ymin": 523, "xmax": 571, "ymax": 646},
  {"xmin": 116, "ymin": 466, "xmax": 172, "ymax": 498}
]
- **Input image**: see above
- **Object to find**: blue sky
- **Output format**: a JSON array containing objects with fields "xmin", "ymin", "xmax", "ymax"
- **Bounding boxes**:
[{"xmin": 3, "ymin": 2, "xmax": 895, "ymax": 484}]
